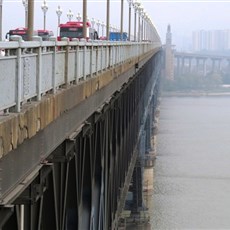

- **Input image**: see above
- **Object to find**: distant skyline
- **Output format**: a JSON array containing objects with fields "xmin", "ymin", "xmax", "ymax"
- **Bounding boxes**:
[
  {"xmin": 2, "ymin": 1, "xmax": 230, "ymax": 50},
  {"xmin": 141, "ymin": 1, "xmax": 230, "ymax": 50}
]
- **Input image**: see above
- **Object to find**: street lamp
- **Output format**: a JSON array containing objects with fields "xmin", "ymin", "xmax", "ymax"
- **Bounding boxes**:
[
  {"xmin": 101, "ymin": 21, "xmax": 105, "ymax": 37},
  {"xmin": 0, "ymin": 0, "xmax": 2, "ymax": 41},
  {"xmin": 133, "ymin": 0, "xmax": 140, "ymax": 41},
  {"xmin": 76, "ymin": 12, "xmax": 81, "ymax": 21},
  {"xmin": 106, "ymin": 0, "xmax": 110, "ymax": 42},
  {"xmin": 67, "ymin": 9, "xmax": 73, "ymax": 22},
  {"xmin": 138, "ymin": 5, "xmax": 144, "ymax": 42},
  {"xmin": 96, "ymin": 20, "xmax": 100, "ymax": 37},
  {"xmin": 120, "ymin": 0, "xmax": 124, "ymax": 40},
  {"xmin": 127, "ymin": 0, "xmax": 132, "ymax": 41},
  {"xmin": 91, "ymin": 18, "xmax": 95, "ymax": 29},
  {"xmin": 142, "ymin": 10, "xmax": 147, "ymax": 41},
  {"xmin": 22, "ymin": 0, "xmax": 28, "ymax": 28},
  {"xmin": 41, "ymin": 0, "xmax": 48, "ymax": 30},
  {"xmin": 56, "ymin": 5, "xmax": 62, "ymax": 26},
  {"xmin": 56, "ymin": 5, "xmax": 62, "ymax": 36}
]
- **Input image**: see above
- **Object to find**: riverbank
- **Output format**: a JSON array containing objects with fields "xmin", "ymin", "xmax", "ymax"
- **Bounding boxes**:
[{"xmin": 162, "ymin": 90, "xmax": 230, "ymax": 97}]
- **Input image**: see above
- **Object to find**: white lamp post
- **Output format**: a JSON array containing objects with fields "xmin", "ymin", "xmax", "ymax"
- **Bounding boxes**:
[
  {"xmin": 56, "ymin": 5, "xmax": 62, "ymax": 26},
  {"xmin": 101, "ymin": 21, "xmax": 105, "ymax": 37},
  {"xmin": 96, "ymin": 20, "xmax": 100, "ymax": 36},
  {"xmin": 41, "ymin": 0, "xmax": 48, "ymax": 30},
  {"xmin": 138, "ymin": 5, "xmax": 144, "ymax": 42},
  {"xmin": 76, "ymin": 12, "xmax": 81, "ymax": 21},
  {"xmin": 22, "ymin": 0, "xmax": 28, "ymax": 28},
  {"xmin": 67, "ymin": 9, "xmax": 73, "ymax": 22},
  {"xmin": 0, "ymin": 0, "xmax": 2, "ymax": 40},
  {"xmin": 133, "ymin": 0, "xmax": 140, "ymax": 41},
  {"xmin": 127, "ymin": 0, "xmax": 132, "ymax": 41},
  {"xmin": 56, "ymin": 5, "xmax": 62, "ymax": 36},
  {"xmin": 91, "ymin": 18, "xmax": 95, "ymax": 29}
]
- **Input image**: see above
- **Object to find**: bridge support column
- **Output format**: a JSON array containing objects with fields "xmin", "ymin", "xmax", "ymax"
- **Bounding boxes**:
[
  {"xmin": 176, "ymin": 56, "xmax": 180, "ymax": 76},
  {"xmin": 202, "ymin": 58, "xmax": 207, "ymax": 76},
  {"xmin": 195, "ymin": 58, "xmax": 200, "ymax": 73},
  {"xmin": 188, "ymin": 57, "xmax": 192, "ymax": 73},
  {"xmin": 181, "ymin": 57, "xmax": 185, "ymax": 75},
  {"xmin": 211, "ymin": 58, "xmax": 215, "ymax": 72}
]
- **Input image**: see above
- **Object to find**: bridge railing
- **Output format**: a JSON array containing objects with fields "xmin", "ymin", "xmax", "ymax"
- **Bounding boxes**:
[{"xmin": 0, "ymin": 37, "xmax": 161, "ymax": 113}]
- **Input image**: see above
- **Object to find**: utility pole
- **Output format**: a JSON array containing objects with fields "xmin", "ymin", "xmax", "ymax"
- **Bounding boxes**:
[
  {"xmin": 106, "ymin": 0, "xmax": 110, "ymax": 40},
  {"xmin": 28, "ymin": 0, "xmax": 34, "ymax": 41},
  {"xmin": 83, "ymin": 0, "xmax": 87, "ymax": 39},
  {"xmin": 0, "ymin": 0, "xmax": 2, "ymax": 41}
]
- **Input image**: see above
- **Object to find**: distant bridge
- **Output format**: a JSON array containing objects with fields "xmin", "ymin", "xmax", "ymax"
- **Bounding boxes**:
[{"xmin": 174, "ymin": 51, "xmax": 230, "ymax": 76}]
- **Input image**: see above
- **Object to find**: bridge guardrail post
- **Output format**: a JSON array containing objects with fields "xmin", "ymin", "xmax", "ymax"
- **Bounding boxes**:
[
  {"xmin": 32, "ymin": 36, "xmax": 42, "ymax": 101},
  {"xmin": 101, "ymin": 41, "xmax": 103, "ymax": 71},
  {"xmin": 89, "ymin": 40, "xmax": 93, "ymax": 78},
  {"xmin": 50, "ymin": 37, "xmax": 57, "ymax": 94},
  {"xmin": 72, "ymin": 38, "xmax": 79, "ymax": 84},
  {"xmin": 10, "ymin": 36, "xmax": 23, "ymax": 112},
  {"xmin": 79, "ymin": 39, "xmax": 87, "ymax": 81},
  {"xmin": 105, "ymin": 41, "xmax": 109, "ymax": 69},
  {"xmin": 62, "ymin": 37, "xmax": 70, "ymax": 86},
  {"xmin": 95, "ymin": 42, "xmax": 99, "ymax": 76}
]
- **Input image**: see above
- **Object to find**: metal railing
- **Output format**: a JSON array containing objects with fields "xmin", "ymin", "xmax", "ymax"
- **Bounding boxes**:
[{"xmin": 0, "ymin": 36, "xmax": 161, "ymax": 113}]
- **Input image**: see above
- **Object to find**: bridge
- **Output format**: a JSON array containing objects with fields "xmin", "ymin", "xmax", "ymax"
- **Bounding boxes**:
[
  {"xmin": 163, "ymin": 25, "xmax": 230, "ymax": 81},
  {"xmin": 174, "ymin": 51, "xmax": 230, "ymax": 76},
  {"xmin": 0, "ymin": 18, "xmax": 162, "ymax": 230}
]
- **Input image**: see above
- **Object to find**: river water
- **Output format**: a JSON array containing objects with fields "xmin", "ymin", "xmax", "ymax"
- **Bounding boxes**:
[
  {"xmin": 152, "ymin": 95, "xmax": 230, "ymax": 229},
  {"xmin": 129, "ymin": 96, "xmax": 230, "ymax": 229}
]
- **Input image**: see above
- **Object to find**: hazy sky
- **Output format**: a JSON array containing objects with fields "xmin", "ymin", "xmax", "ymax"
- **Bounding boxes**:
[{"xmin": 2, "ymin": 0, "xmax": 230, "ymax": 50}]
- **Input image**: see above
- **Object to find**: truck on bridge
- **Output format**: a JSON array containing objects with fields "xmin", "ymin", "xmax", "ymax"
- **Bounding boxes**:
[
  {"xmin": 58, "ymin": 21, "xmax": 99, "ymax": 41},
  {"xmin": 109, "ymin": 32, "xmax": 128, "ymax": 41}
]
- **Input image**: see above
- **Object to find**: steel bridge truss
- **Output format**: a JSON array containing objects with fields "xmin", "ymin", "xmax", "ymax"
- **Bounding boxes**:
[{"xmin": 0, "ymin": 51, "xmax": 161, "ymax": 230}]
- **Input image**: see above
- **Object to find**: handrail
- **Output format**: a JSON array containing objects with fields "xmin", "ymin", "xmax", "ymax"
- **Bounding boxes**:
[{"xmin": 0, "ymin": 37, "xmax": 161, "ymax": 113}]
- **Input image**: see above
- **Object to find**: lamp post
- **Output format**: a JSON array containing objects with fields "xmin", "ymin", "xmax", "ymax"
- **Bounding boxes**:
[
  {"xmin": 120, "ymin": 0, "xmax": 124, "ymax": 40},
  {"xmin": 142, "ymin": 11, "xmax": 146, "ymax": 41},
  {"xmin": 133, "ymin": 0, "xmax": 140, "ymax": 41},
  {"xmin": 91, "ymin": 18, "xmax": 95, "ymax": 29},
  {"xmin": 0, "ymin": 0, "xmax": 2, "ymax": 41},
  {"xmin": 67, "ymin": 9, "xmax": 73, "ymax": 22},
  {"xmin": 127, "ymin": 0, "xmax": 132, "ymax": 41},
  {"xmin": 41, "ymin": 0, "xmax": 48, "ymax": 30},
  {"xmin": 106, "ymin": 0, "xmax": 110, "ymax": 41},
  {"xmin": 76, "ymin": 12, "xmax": 81, "ymax": 21},
  {"xmin": 101, "ymin": 21, "xmax": 105, "ymax": 37},
  {"xmin": 82, "ymin": 0, "xmax": 87, "ymax": 39},
  {"xmin": 22, "ymin": 0, "xmax": 28, "ymax": 28},
  {"xmin": 56, "ymin": 5, "xmax": 62, "ymax": 26},
  {"xmin": 27, "ymin": 0, "xmax": 34, "ymax": 41},
  {"xmin": 138, "ymin": 5, "xmax": 143, "ymax": 42},
  {"xmin": 56, "ymin": 5, "xmax": 62, "ymax": 36},
  {"xmin": 96, "ymin": 20, "xmax": 100, "ymax": 37}
]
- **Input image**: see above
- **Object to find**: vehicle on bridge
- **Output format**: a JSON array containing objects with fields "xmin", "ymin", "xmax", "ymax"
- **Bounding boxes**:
[
  {"xmin": 109, "ymin": 32, "xmax": 128, "ymax": 41},
  {"xmin": 37, "ymin": 29, "xmax": 54, "ymax": 41},
  {"xmin": 58, "ymin": 21, "xmax": 99, "ymax": 41},
  {"xmin": 5, "ymin": 28, "xmax": 54, "ymax": 41}
]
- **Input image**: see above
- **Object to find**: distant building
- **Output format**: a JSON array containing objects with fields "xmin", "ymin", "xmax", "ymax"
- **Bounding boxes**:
[
  {"xmin": 192, "ymin": 29, "xmax": 230, "ymax": 52},
  {"xmin": 164, "ymin": 24, "xmax": 175, "ymax": 80}
]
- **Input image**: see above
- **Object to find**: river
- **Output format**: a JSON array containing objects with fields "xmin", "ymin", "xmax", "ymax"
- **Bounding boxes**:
[{"xmin": 129, "ymin": 96, "xmax": 230, "ymax": 229}]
